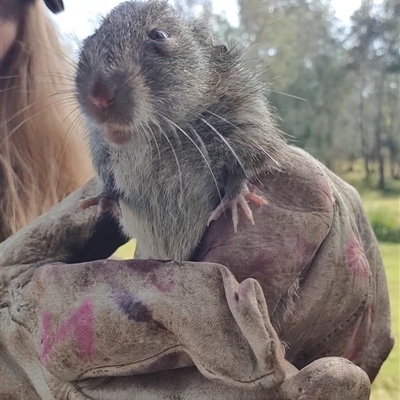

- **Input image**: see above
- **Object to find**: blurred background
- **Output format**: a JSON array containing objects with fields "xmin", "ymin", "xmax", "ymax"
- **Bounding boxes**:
[{"xmin": 52, "ymin": 1, "xmax": 399, "ymax": 398}]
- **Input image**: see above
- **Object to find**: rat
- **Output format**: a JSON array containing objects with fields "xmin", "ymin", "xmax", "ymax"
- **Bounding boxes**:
[{"xmin": 76, "ymin": 0, "xmax": 290, "ymax": 260}]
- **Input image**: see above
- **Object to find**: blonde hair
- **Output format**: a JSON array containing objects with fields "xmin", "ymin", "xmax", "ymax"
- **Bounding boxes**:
[{"xmin": 0, "ymin": 2, "xmax": 93, "ymax": 242}]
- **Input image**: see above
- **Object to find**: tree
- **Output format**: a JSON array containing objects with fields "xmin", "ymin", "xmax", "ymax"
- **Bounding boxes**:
[{"xmin": 347, "ymin": 0, "xmax": 400, "ymax": 189}]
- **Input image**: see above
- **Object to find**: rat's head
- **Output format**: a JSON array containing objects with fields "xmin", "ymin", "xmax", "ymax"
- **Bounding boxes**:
[{"xmin": 75, "ymin": 0, "xmax": 215, "ymax": 147}]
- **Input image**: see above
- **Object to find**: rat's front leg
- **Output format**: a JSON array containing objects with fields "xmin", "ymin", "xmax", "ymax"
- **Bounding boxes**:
[
  {"xmin": 207, "ymin": 180, "xmax": 267, "ymax": 233},
  {"xmin": 80, "ymin": 175, "xmax": 121, "ymax": 219},
  {"xmin": 80, "ymin": 193, "xmax": 121, "ymax": 219},
  {"xmin": 81, "ymin": 133, "xmax": 122, "ymax": 219}
]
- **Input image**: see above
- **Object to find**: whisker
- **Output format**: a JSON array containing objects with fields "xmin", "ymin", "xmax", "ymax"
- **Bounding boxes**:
[
  {"xmin": 0, "ymin": 74, "xmax": 24, "ymax": 79},
  {"xmin": 134, "ymin": 120, "xmax": 146, "ymax": 145},
  {"xmin": 48, "ymin": 91, "xmax": 77, "ymax": 99},
  {"xmin": 204, "ymin": 109, "xmax": 284, "ymax": 170},
  {"xmin": 60, "ymin": 105, "xmax": 81, "ymax": 129},
  {"xmin": 0, "ymin": 72, "xmax": 76, "ymax": 83},
  {"xmin": 150, "ymin": 99, "xmax": 183, "ymax": 149},
  {"xmin": 188, "ymin": 126, "xmax": 211, "ymax": 164},
  {"xmin": 3, "ymin": 114, "xmax": 39, "ymax": 144},
  {"xmin": 2, "ymin": 88, "xmax": 78, "ymax": 128},
  {"xmin": 0, "ymin": 86, "xmax": 25, "ymax": 93},
  {"xmin": 40, "ymin": 71, "xmax": 76, "ymax": 79},
  {"xmin": 70, "ymin": 32, "xmax": 83, "ymax": 50},
  {"xmin": 0, "ymin": 85, "xmax": 76, "ymax": 94},
  {"xmin": 159, "ymin": 125, "xmax": 184, "ymax": 207},
  {"xmin": 160, "ymin": 114, "xmax": 223, "ymax": 205},
  {"xmin": 140, "ymin": 121, "xmax": 152, "ymax": 148},
  {"xmin": 145, "ymin": 119, "xmax": 162, "ymax": 163},
  {"xmin": 2, "ymin": 98, "xmax": 78, "ymax": 143},
  {"xmin": 56, "ymin": 113, "xmax": 85, "ymax": 180},
  {"xmin": 1, "ymin": 102, "xmax": 38, "ymax": 128},
  {"xmin": 37, "ymin": 41, "xmax": 77, "ymax": 70},
  {"xmin": 200, "ymin": 117, "xmax": 247, "ymax": 176},
  {"xmin": 269, "ymin": 90, "xmax": 306, "ymax": 102}
]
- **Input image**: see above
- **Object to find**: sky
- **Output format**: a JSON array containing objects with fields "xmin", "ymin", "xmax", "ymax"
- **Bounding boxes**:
[{"xmin": 52, "ymin": 0, "xmax": 361, "ymax": 49}]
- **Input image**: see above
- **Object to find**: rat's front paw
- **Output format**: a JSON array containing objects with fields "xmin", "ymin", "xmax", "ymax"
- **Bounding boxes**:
[
  {"xmin": 207, "ymin": 182, "xmax": 267, "ymax": 233},
  {"xmin": 80, "ymin": 195, "xmax": 121, "ymax": 219}
]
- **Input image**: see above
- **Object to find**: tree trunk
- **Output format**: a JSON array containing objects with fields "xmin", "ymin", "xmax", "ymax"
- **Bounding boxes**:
[
  {"xmin": 374, "ymin": 71, "xmax": 385, "ymax": 190},
  {"xmin": 359, "ymin": 72, "xmax": 370, "ymax": 182},
  {"xmin": 390, "ymin": 158, "xmax": 395, "ymax": 179},
  {"xmin": 325, "ymin": 113, "xmax": 335, "ymax": 172},
  {"xmin": 387, "ymin": 105, "xmax": 398, "ymax": 180}
]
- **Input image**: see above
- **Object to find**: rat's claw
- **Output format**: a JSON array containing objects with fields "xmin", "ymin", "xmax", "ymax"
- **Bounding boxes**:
[
  {"xmin": 95, "ymin": 196, "xmax": 121, "ymax": 219},
  {"xmin": 237, "ymin": 195, "xmax": 255, "ymax": 224},
  {"xmin": 231, "ymin": 202, "xmax": 239, "ymax": 233},
  {"xmin": 207, "ymin": 201, "xmax": 225, "ymax": 226},
  {"xmin": 80, "ymin": 195, "xmax": 121, "ymax": 219},
  {"xmin": 244, "ymin": 190, "xmax": 268, "ymax": 206},
  {"xmin": 207, "ymin": 182, "xmax": 267, "ymax": 232}
]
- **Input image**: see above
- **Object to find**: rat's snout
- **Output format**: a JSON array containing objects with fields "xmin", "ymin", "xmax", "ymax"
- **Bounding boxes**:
[
  {"xmin": 90, "ymin": 78, "xmax": 115, "ymax": 110},
  {"xmin": 82, "ymin": 69, "xmax": 135, "ymax": 127},
  {"xmin": 79, "ymin": 65, "xmax": 142, "ymax": 128}
]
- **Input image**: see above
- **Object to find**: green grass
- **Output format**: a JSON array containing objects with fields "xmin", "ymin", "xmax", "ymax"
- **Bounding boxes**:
[
  {"xmin": 362, "ymin": 192, "xmax": 400, "ymax": 226},
  {"xmin": 338, "ymin": 159, "xmax": 400, "ymax": 197},
  {"xmin": 371, "ymin": 242, "xmax": 400, "ymax": 400},
  {"xmin": 340, "ymin": 160, "xmax": 400, "ymax": 242},
  {"xmin": 362, "ymin": 191, "xmax": 400, "ymax": 242}
]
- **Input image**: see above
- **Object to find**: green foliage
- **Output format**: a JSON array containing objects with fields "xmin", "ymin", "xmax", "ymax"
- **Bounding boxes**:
[
  {"xmin": 368, "ymin": 208, "xmax": 400, "ymax": 242},
  {"xmin": 371, "ymin": 242, "xmax": 400, "ymax": 400},
  {"xmin": 340, "ymin": 160, "xmax": 400, "ymax": 241},
  {"xmin": 178, "ymin": 0, "xmax": 400, "ymax": 188}
]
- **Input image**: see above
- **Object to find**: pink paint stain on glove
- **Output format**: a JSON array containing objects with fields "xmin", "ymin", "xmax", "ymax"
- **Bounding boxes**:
[{"xmin": 40, "ymin": 299, "xmax": 94, "ymax": 364}]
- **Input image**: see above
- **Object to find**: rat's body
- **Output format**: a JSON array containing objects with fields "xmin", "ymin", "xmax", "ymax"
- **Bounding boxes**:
[{"xmin": 76, "ymin": 0, "xmax": 290, "ymax": 260}]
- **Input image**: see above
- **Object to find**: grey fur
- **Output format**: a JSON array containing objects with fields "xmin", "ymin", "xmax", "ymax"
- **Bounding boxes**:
[{"xmin": 75, "ymin": 0, "xmax": 290, "ymax": 260}]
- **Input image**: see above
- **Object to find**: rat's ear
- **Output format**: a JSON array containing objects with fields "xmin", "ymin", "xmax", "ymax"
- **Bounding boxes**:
[{"xmin": 190, "ymin": 20, "xmax": 213, "ymax": 45}]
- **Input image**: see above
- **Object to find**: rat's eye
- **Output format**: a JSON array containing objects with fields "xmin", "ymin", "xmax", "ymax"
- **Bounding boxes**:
[{"xmin": 148, "ymin": 29, "xmax": 168, "ymax": 40}]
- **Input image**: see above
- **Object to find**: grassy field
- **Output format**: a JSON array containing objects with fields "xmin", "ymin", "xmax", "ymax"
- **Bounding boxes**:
[
  {"xmin": 347, "ymin": 169, "xmax": 400, "ymax": 397},
  {"xmin": 371, "ymin": 242, "xmax": 400, "ymax": 399},
  {"xmin": 113, "ymin": 174, "xmax": 400, "ymax": 398},
  {"xmin": 362, "ymin": 191, "xmax": 400, "ymax": 226}
]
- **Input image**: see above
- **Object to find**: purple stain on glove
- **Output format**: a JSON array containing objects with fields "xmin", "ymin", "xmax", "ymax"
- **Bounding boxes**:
[
  {"xmin": 115, "ymin": 291, "xmax": 152, "ymax": 322},
  {"xmin": 125, "ymin": 259, "xmax": 166, "ymax": 273},
  {"xmin": 125, "ymin": 260, "xmax": 176, "ymax": 292}
]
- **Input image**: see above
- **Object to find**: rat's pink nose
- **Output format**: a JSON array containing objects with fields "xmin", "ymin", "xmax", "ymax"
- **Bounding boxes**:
[
  {"xmin": 90, "ymin": 79, "xmax": 115, "ymax": 109},
  {"xmin": 91, "ymin": 95, "xmax": 114, "ymax": 109}
]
